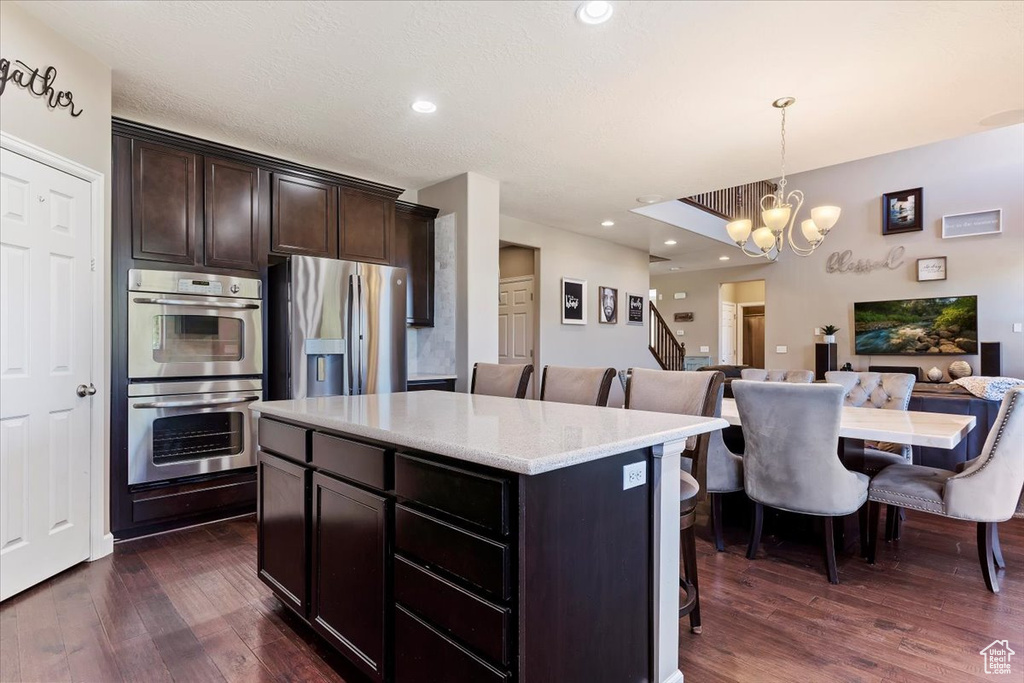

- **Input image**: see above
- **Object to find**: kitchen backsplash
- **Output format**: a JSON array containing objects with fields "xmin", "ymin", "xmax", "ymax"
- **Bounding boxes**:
[{"xmin": 408, "ymin": 212, "xmax": 457, "ymax": 375}]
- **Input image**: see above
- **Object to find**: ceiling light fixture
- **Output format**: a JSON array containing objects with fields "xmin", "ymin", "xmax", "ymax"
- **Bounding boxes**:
[
  {"xmin": 725, "ymin": 97, "xmax": 841, "ymax": 262},
  {"xmin": 601, "ymin": 220, "xmax": 615, "ymax": 227},
  {"xmin": 411, "ymin": 100, "xmax": 437, "ymax": 114},
  {"xmin": 719, "ymin": 256, "xmax": 730, "ymax": 261},
  {"xmin": 664, "ymin": 240, "xmax": 677, "ymax": 246},
  {"xmin": 576, "ymin": 1, "xmax": 614, "ymax": 25},
  {"xmin": 637, "ymin": 194, "xmax": 664, "ymax": 204}
]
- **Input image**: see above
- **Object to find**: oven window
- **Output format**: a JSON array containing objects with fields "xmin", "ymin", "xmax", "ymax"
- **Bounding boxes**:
[
  {"xmin": 152, "ymin": 411, "xmax": 244, "ymax": 464},
  {"xmin": 152, "ymin": 315, "xmax": 244, "ymax": 363}
]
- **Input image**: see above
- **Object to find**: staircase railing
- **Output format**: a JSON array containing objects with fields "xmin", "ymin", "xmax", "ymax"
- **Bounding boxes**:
[
  {"xmin": 649, "ymin": 301, "xmax": 685, "ymax": 371},
  {"xmin": 680, "ymin": 180, "xmax": 778, "ymax": 224}
]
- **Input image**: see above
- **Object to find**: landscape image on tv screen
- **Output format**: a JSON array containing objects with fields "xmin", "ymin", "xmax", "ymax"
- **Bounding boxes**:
[{"xmin": 854, "ymin": 296, "xmax": 978, "ymax": 355}]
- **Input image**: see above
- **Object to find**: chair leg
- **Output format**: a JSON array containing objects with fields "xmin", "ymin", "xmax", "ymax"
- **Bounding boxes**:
[
  {"xmin": 823, "ymin": 516, "xmax": 840, "ymax": 584},
  {"xmin": 710, "ymin": 493, "xmax": 725, "ymax": 552},
  {"xmin": 978, "ymin": 522, "xmax": 1000, "ymax": 593},
  {"xmin": 894, "ymin": 508, "xmax": 904, "ymax": 540},
  {"xmin": 858, "ymin": 504, "xmax": 869, "ymax": 559},
  {"xmin": 885, "ymin": 505, "xmax": 901, "ymax": 542},
  {"xmin": 867, "ymin": 501, "xmax": 880, "ymax": 565},
  {"xmin": 679, "ymin": 510, "xmax": 702, "ymax": 634},
  {"xmin": 992, "ymin": 524, "xmax": 1005, "ymax": 570},
  {"xmin": 747, "ymin": 502, "xmax": 763, "ymax": 560}
]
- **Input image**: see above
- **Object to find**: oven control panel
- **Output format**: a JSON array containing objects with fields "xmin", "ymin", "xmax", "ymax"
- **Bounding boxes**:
[{"xmin": 177, "ymin": 278, "xmax": 224, "ymax": 296}]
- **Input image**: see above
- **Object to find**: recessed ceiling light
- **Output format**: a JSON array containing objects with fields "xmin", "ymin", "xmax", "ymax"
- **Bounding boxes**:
[
  {"xmin": 664, "ymin": 240, "xmax": 677, "ymax": 246},
  {"xmin": 601, "ymin": 220, "xmax": 615, "ymax": 227},
  {"xmin": 576, "ymin": 1, "xmax": 614, "ymax": 25},
  {"xmin": 411, "ymin": 100, "xmax": 437, "ymax": 114},
  {"xmin": 670, "ymin": 267, "xmax": 681, "ymax": 271},
  {"xmin": 719, "ymin": 256, "xmax": 730, "ymax": 261},
  {"xmin": 637, "ymin": 194, "xmax": 664, "ymax": 204}
]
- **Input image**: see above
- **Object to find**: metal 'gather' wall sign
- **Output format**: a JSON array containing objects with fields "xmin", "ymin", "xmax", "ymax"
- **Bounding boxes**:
[
  {"xmin": 0, "ymin": 57, "xmax": 84, "ymax": 117},
  {"xmin": 825, "ymin": 246, "xmax": 905, "ymax": 274}
]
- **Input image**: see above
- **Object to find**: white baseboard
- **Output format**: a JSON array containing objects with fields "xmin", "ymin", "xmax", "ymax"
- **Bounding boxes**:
[{"xmin": 662, "ymin": 670, "xmax": 684, "ymax": 683}]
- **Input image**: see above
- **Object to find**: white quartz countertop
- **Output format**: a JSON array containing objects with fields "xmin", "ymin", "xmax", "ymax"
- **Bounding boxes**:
[
  {"xmin": 251, "ymin": 391, "xmax": 727, "ymax": 475},
  {"xmin": 407, "ymin": 373, "xmax": 458, "ymax": 382}
]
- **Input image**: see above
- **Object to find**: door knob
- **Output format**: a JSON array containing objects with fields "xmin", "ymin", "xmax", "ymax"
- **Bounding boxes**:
[{"xmin": 76, "ymin": 383, "xmax": 97, "ymax": 397}]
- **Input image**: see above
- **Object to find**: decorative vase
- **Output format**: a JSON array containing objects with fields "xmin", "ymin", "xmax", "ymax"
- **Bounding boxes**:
[
  {"xmin": 948, "ymin": 360, "xmax": 972, "ymax": 380},
  {"xmin": 823, "ymin": 335, "xmax": 836, "ymax": 344},
  {"xmin": 926, "ymin": 366, "xmax": 943, "ymax": 382}
]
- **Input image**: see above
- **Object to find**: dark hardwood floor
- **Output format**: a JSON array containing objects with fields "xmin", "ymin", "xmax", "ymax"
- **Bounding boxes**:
[{"xmin": 1, "ymin": 511, "xmax": 1020, "ymax": 682}]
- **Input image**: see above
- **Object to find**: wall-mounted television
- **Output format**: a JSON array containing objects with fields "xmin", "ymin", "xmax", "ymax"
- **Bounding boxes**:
[{"xmin": 853, "ymin": 295, "xmax": 978, "ymax": 355}]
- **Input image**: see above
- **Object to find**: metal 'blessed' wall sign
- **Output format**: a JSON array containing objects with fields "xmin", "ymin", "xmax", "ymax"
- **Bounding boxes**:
[
  {"xmin": 0, "ymin": 58, "xmax": 84, "ymax": 117},
  {"xmin": 825, "ymin": 246, "xmax": 905, "ymax": 274}
]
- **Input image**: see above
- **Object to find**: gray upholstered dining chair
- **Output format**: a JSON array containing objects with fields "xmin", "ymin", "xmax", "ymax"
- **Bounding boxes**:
[
  {"xmin": 740, "ymin": 368, "xmax": 814, "ymax": 383},
  {"xmin": 732, "ymin": 380, "xmax": 869, "ymax": 584},
  {"xmin": 624, "ymin": 368, "xmax": 725, "ymax": 634},
  {"xmin": 470, "ymin": 363, "xmax": 533, "ymax": 398},
  {"xmin": 539, "ymin": 365, "xmax": 616, "ymax": 407},
  {"xmin": 703, "ymin": 381, "xmax": 745, "ymax": 551},
  {"xmin": 867, "ymin": 387, "xmax": 1024, "ymax": 592},
  {"xmin": 826, "ymin": 370, "xmax": 916, "ymax": 540}
]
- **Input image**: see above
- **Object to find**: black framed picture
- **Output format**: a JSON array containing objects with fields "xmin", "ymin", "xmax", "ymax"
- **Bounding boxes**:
[
  {"xmin": 626, "ymin": 293, "xmax": 645, "ymax": 325},
  {"xmin": 561, "ymin": 277, "xmax": 586, "ymax": 325},
  {"xmin": 882, "ymin": 187, "xmax": 923, "ymax": 234},
  {"xmin": 598, "ymin": 286, "xmax": 618, "ymax": 324}
]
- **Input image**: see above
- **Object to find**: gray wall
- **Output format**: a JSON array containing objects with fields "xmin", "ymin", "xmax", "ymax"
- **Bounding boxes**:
[{"xmin": 652, "ymin": 124, "xmax": 1024, "ymax": 380}]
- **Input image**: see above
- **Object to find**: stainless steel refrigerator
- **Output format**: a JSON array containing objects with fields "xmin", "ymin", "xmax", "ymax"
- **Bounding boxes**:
[{"xmin": 268, "ymin": 256, "xmax": 407, "ymax": 399}]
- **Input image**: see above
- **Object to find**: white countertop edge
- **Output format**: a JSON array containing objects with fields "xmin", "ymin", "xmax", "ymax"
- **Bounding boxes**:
[
  {"xmin": 251, "ymin": 403, "xmax": 728, "ymax": 476},
  {"xmin": 407, "ymin": 373, "xmax": 458, "ymax": 381}
]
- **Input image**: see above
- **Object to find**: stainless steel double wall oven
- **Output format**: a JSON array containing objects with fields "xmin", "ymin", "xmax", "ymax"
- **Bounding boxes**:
[{"xmin": 126, "ymin": 269, "xmax": 263, "ymax": 485}]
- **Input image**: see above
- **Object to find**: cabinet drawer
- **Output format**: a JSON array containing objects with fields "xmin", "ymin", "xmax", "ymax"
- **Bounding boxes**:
[
  {"xmin": 395, "ymin": 556, "xmax": 509, "ymax": 666},
  {"xmin": 312, "ymin": 432, "xmax": 387, "ymax": 490},
  {"xmin": 395, "ymin": 454, "xmax": 509, "ymax": 536},
  {"xmin": 258, "ymin": 418, "xmax": 309, "ymax": 464},
  {"xmin": 395, "ymin": 605, "xmax": 509, "ymax": 683},
  {"xmin": 395, "ymin": 505, "xmax": 509, "ymax": 601}
]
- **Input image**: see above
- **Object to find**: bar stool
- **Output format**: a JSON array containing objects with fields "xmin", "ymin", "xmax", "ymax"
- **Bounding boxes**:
[
  {"xmin": 539, "ymin": 365, "xmax": 616, "ymax": 406},
  {"xmin": 470, "ymin": 363, "xmax": 533, "ymax": 398}
]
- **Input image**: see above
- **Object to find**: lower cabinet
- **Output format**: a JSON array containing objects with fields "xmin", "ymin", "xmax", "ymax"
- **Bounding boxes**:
[
  {"xmin": 311, "ymin": 472, "xmax": 388, "ymax": 682},
  {"xmin": 257, "ymin": 451, "xmax": 310, "ymax": 616}
]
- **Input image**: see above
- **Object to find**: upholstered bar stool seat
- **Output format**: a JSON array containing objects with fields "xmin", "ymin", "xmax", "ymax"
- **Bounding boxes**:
[
  {"xmin": 540, "ymin": 365, "xmax": 616, "ymax": 407},
  {"xmin": 471, "ymin": 363, "xmax": 533, "ymax": 398},
  {"xmin": 739, "ymin": 369, "xmax": 814, "ymax": 383}
]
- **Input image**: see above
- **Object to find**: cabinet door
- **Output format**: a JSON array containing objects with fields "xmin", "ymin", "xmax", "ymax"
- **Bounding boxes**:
[
  {"xmin": 204, "ymin": 157, "xmax": 259, "ymax": 271},
  {"xmin": 394, "ymin": 210, "xmax": 434, "ymax": 326},
  {"xmin": 131, "ymin": 140, "xmax": 199, "ymax": 264},
  {"xmin": 271, "ymin": 173, "xmax": 338, "ymax": 258},
  {"xmin": 340, "ymin": 189, "xmax": 393, "ymax": 265},
  {"xmin": 311, "ymin": 472, "xmax": 387, "ymax": 682},
  {"xmin": 257, "ymin": 452, "xmax": 310, "ymax": 617}
]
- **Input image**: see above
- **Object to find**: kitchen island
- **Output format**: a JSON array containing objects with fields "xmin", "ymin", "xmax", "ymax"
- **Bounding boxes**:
[{"xmin": 250, "ymin": 390, "xmax": 727, "ymax": 683}]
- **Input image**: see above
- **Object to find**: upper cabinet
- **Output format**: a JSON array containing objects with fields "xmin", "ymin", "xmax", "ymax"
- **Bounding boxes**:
[
  {"xmin": 204, "ymin": 157, "xmax": 260, "ymax": 271},
  {"xmin": 394, "ymin": 202, "xmax": 439, "ymax": 327},
  {"xmin": 271, "ymin": 173, "xmax": 339, "ymax": 259},
  {"xmin": 340, "ymin": 190, "xmax": 394, "ymax": 265},
  {"xmin": 131, "ymin": 140, "xmax": 199, "ymax": 265}
]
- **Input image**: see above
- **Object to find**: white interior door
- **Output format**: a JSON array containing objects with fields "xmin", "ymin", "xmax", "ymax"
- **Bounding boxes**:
[
  {"xmin": 498, "ymin": 277, "xmax": 534, "ymax": 365},
  {"xmin": 720, "ymin": 301, "xmax": 737, "ymax": 364},
  {"xmin": 0, "ymin": 148, "xmax": 93, "ymax": 601}
]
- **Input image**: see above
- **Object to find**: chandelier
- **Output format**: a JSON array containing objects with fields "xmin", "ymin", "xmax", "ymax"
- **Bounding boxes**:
[{"xmin": 725, "ymin": 97, "xmax": 840, "ymax": 261}]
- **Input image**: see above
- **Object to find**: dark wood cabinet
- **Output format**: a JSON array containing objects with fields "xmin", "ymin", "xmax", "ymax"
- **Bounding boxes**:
[
  {"xmin": 394, "ymin": 202, "xmax": 438, "ymax": 326},
  {"xmin": 271, "ymin": 173, "xmax": 339, "ymax": 258},
  {"xmin": 311, "ymin": 473, "xmax": 388, "ymax": 682},
  {"xmin": 257, "ymin": 451, "xmax": 310, "ymax": 617},
  {"xmin": 131, "ymin": 140, "xmax": 199, "ymax": 264},
  {"xmin": 340, "ymin": 189, "xmax": 393, "ymax": 264},
  {"xmin": 204, "ymin": 157, "xmax": 260, "ymax": 271}
]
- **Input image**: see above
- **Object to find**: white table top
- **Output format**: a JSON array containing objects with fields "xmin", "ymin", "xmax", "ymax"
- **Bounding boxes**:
[
  {"xmin": 407, "ymin": 372, "xmax": 458, "ymax": 382},
  {"xmin": 720, "ymin": 398, "xmax": 976, "ymax": 449},
  {"xmin": 252, "ymin": 391, "xmax": 728, "ymax": 475}
]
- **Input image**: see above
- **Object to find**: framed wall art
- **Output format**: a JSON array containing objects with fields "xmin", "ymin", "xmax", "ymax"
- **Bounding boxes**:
[
  {"xmin": 882, "ymin": 187, "xmax": 923, "ymax": 235},
  {"xmin": 942, "ymin": 209, "xmax": 1001, "ymax": 239},
  {"xmin": 626, "ymin": 293, "xmax": 645, "ymax": 326},
  {"xmin": 598, "ymin": 286, "xmax": 618, "ymax": 324},
  {"xmin": 916, "ymin": 257, "xmax": 947, "ymax": 282},
  {"xmin": 561, "ymin": 277, "xmax": 586, "ymax": 325}
]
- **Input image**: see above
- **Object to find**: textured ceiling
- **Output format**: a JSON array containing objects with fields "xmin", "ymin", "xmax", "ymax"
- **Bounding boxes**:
[{"xmin": 19, "ymin": 1, "xmax": 1024, "ymax": 267}]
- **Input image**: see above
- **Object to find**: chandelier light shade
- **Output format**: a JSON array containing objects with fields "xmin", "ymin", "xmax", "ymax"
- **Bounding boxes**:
[{"xmin": 726, "ymin": 97, "xmax": 841, "ymax": 261}]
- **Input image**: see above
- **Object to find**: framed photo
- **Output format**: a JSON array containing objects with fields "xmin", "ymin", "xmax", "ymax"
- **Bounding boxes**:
[
  {"xmin": 561, "ymin": 277, "xmax": 586, "ymax": 325},
  {"xmin": 942, "ymin": 209, "xmax": 1001, "ymax": 239},
  {"xmin": 598, "ymin": 286, "xmax": 618, "ymax": 324},
  {"xmin": 916, "ymin": 257, "xmax": 947, "ymax": 282},
  {"xmin": 882, "ymin": 187, "xmax": 923, "ymax": 235},
  {"xmin": 626, "ymin": 293, "xmax": 645, "ymax": 326},
  {"xmin": 673, "ymin": 312, "xmax": 694, "ymax": 322}
]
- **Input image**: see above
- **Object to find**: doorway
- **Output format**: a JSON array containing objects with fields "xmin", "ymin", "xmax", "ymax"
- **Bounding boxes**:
[
  {"xmin": 719, "ymin": 280, "xmax": 766, "ymax": 368},
  {"xmin": 498, "ymin": 243, "xmax": 538, "ymax": 395}
]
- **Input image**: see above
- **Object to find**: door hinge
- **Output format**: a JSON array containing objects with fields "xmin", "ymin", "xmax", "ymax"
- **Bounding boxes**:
[
  {"xmin": 90, "ymin": 258, "xmax": 96, "ymax": 272},
  {"xmin": 530, "ymin": 293, "xmax": 534, "ymax": 301}
]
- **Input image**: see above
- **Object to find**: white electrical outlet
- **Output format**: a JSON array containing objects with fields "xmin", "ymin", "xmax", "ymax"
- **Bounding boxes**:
[
  {"xmin": 674, "ymin": 292, "xmax": 687, "ymax": 300},
  {"xmin": 623, "ymin": 461, "xmax": 646, "ymax": 490},
  {"xmin": 1015, "ymin": 323, "xmax": 1023, "ymax": 333},
  {"xmin": 700, "ymin": 345, "xmax": 710, "ymax": 353},
  {"xmin": 814, "ymin": 327, "xmax": 822, "ymax": 335},
  {"xmin": 776, "ymin": 345, "xmax": 788, "ymax": 353}
]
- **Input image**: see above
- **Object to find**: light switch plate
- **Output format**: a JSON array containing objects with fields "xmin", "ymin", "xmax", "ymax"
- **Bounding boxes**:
[
  {"xmin": 623, "ymin": 461, "xmax": 647, "ymax": 490},
  {"xmin": 1015, "ymin": 323, "xmax": 1023, "ymax": 333},
  {"xmin": 700, "ymin": 345, "xmax": 710, "ymax": 353},
  {"xmin": 776, "ymin": 345, "xmax": 788, "ymax": 353},
  {"xmin": 674, "ymin": 292, "xmax": 687, "ymax": 299},
  {"xmin": 676, "ymin": 330, "xmax": 685, "ymax": 336}
]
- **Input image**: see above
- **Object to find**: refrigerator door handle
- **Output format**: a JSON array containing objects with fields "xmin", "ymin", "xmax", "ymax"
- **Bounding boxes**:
[
  {"xmin": 346, "ymin": 273, "xmax": 356, "ymax": 395},
  {"xmin": 356, "ymin": 273, "xmax": 364, "ymax": 395}
]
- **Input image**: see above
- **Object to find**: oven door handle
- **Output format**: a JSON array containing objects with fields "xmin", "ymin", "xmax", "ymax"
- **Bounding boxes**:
[
  {"xmin": 131, "ymin": 396, "xmax": 261, "ymax": 409},
  {"xmin": 132, "ymin": 297, "xmax": 260, "ymax": 310}
]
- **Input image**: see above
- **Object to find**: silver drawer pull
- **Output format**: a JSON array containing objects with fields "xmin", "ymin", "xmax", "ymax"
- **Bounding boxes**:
[
  {"xmin": 132, "ymin": 297, "xmax": 259, "ymax": 310},
  {"xmin": 132, "ymin": 395, "xmax": 260, "ymax": 409}
]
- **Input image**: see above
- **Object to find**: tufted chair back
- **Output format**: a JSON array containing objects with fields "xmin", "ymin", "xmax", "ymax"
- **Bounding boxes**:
[
  {"xmin": 825, "ymin": 371, "xmax": 915, "ymax": 410},
  {"xmin": 741, "ymin": 369, "xmax": 814, "ymax": 383}
]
